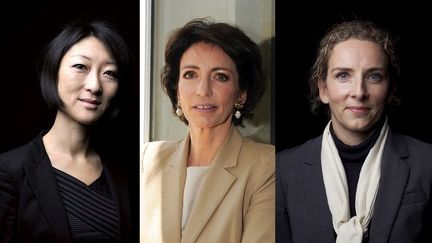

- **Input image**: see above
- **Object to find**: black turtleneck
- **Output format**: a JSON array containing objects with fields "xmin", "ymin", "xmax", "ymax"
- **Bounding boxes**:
[{"xmin": 330, "ymin": 118, "xmax": 385, "ymax": 217}]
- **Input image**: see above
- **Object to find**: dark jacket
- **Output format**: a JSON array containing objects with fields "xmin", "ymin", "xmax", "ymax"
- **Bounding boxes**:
[
  {"xmin": 276, "ymin": 128, "xmax": 432, "ymax": 243},
  {"xmin": 0, "ymin": 133, "xmax": 131, "ymax": 243}
]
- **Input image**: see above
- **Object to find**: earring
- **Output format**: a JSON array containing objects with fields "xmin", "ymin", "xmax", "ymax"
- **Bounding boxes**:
[
  {"xmin": 176, "ymin": 103, "xmax": 183, "ymax": 117},
  {"xmin": 234, "ymin": 103, "xmax": 243, "ymax": 119}
]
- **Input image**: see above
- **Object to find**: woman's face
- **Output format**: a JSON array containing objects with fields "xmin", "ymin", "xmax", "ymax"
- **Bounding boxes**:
[
  {"xmin": 177, "ymin": 41, "xmax": 246, "ymax": 130},
  {"xmin": 319, "ymin": 39, "xmax": 392, "ymax": 144},
  {"xmin": 57, "ymin": 36, "xmax": 119, "ymax": 125}
]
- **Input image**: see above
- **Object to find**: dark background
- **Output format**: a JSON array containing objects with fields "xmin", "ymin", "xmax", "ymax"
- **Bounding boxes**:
[
  {"xmin": 0, "ymin": 0, "xmax": 139, "ymax": 241},
  {"xmin": 275, "ymin": 2, "xmax": 432, "ymax": 152}
]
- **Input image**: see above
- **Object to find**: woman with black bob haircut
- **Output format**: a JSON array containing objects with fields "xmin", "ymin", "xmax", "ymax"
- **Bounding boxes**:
[
  {"xmin": 40, "ymin": 19, "xmax": 130, "ymax": 117},
  {"xmin": 0, "ymin": 19, "xmax": 132, "ymax": 242},
  {"xmin": 141, "ymin": 18, "xmax": 275, "ymax": 243}
]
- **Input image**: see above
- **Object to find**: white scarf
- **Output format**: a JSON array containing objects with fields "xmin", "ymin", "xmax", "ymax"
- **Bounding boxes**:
[{"xmin": 321, "ymin": 119, "xmax": 389, "ymax": 243}]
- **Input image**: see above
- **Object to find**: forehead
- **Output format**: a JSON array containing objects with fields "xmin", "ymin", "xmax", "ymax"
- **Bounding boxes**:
[
  {"xmin": 180, "ymin": 42, "xmax": 235, "ymax": 67},
  {"xmin": 65, "ymin": 36, "xmax": 110, "ymax": 57},
  {"xmin": 328, "ymin": 39, "xmax": 388, "ymax": 68}
]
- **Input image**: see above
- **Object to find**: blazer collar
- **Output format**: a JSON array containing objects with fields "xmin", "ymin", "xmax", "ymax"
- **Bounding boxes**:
[
  {"xmin": 168, "ymin": 126, "xmax": 242, "ymax": 168},
  {"xmin": 182, "ymin": 126, "xmax": 241, "ymax": 242},
  {"xmin": 161, "ymin": 132, "xmax": 190, "ymax": 242},
  {"xmin": 301, "ymin": 135, "xmax": 335, "ymax": 242},
  {"xmin": 22, "ymin": 133, "xmax": 72, "ymax": 242},
  {"xmin": 102, "ymin": 163, "xmax": 131, "ymax": 242},
  {"xmin": 163, "ymin": 126, "xmax": 242, "ymax": 243},
  {"xmin": 302, "ymin": 129, "xmax": 411, "ymax": 242},
  {"xmin": 368, "ymin": 129, "xmax": 410, "ymax": 243}
]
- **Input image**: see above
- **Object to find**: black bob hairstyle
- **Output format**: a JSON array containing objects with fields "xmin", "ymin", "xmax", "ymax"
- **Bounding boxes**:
[{"xmin": 39, "ymin": 19, "xmax": 131, "ymax": 115}]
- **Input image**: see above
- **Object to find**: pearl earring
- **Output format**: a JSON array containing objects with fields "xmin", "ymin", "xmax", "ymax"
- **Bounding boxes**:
[
  {"xmin": 176, "ymin": 103, "xmax": 183, "ymax": 117},
  {"xmin": 234, "ymin": 103, "xmax": 243, "ymax": 119}
]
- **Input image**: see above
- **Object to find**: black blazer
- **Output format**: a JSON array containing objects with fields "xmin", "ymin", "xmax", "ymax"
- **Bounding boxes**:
[
  {"xmin": 0, "ymin": 133, "xmax": 131, "ymax": 243},
  {"xmin": 276, "ymin": 128, "xmax": 432, "ymax": 243}
]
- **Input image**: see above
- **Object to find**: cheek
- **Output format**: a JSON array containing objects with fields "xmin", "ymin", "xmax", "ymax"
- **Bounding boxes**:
[
  {"xmin": 177, "ymin": 85, "xmax": 186, "ymax": 102},
  {"xmin": 104, "ymin": 83, "xmax": 119, "ymax": 100},
  {"xmin": 177, "ymin": 81, "xmax": 196, "ymax": 101},
  {"xmin": 326, "ymin": 87, "xmax": 345, "ymax": 103},
  {"xmin": 370, "ymin": 84, "xmax": 391, "ymax": 102},
  {"xmin": 222, "ymin": 90, "xmax": 238, "ymax": 108},
  {"xmin": 57, "ymin": 80, "xmax": 73, "ymax": 99}
]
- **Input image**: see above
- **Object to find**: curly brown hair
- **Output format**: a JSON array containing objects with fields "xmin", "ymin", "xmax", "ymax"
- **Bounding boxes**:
[{"xmin": 309, "ymin": 20, "xmax": 400, "ymax": 114}]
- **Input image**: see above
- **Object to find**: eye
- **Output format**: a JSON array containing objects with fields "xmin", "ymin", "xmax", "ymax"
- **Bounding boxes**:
[
  {"xmin": 72, "ymin": 64, "xmax": 87, "ymax": 71},
  {"xmin": 104, "ymin": 70, "xmax": 118, "ymax": 80},
  {"xmin": 214, "ymin": 73, "xmax": 229, "ymax": 82},
  {"xmin": 368, "ymin": 73, "xmax": 383, "ymax": 83},
  {"xmin": 335, "ymin": 71, "xmax": 349, "ymax": 80},
  {"xmin": 183, "ymin": 71, "xmax": 197, "ymax": 79}
]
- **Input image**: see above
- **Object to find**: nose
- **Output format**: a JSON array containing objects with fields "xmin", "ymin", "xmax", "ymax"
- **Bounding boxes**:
[
  {"xmin": 84, "ymin": 71, "xmax": 102, "ymax": 95},
  {"xmin": 196, "ymin": 75, "xmax": 212, "ymax": 97},
  {"xmin": 351, "ymin": 78, "xmax": 368, "ymax": 100}
]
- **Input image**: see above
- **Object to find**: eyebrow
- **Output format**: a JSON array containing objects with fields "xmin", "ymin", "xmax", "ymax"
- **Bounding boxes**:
[
  {"xmin": 71, "ymin": 55, "xmax": 91, "ymax": 60},
  {"xmin": 330, "ymin": 66, "xmax": 386, "ymax": 73},
  {"xmin": 180, "ymin": 65, "xmax": 233, "ymax": 73},
  {"xmin": 70, "ymin": 55, "xmax": 117, "ymax": 65}
]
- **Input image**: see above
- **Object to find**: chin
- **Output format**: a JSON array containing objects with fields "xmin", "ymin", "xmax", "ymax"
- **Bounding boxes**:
[
  {"xmin": 78, "ymin": 120, "xmax": 97, "ymax": 126},
  {"xmin": 346, "ymin": 120, "xmax": 376, "ymax": 134},
  {"xmin": 77, "ymin": 115, "xmax": 102, "ymax": 126}
]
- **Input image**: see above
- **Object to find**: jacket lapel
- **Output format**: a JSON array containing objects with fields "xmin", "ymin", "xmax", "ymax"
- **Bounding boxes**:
[
  {"xmin": 22, "ymin": 137, "xmax": 71, "ymax": 242},
  {"xmin": 162, "ymin": 136, "xmax": 189, "ymax": 243},
  {"xmin": 368, "ymin": 130, "xmax": 410, "ymax": 243},
  {"xmin": 181, "ymin": 127, "xmax": 240, "ymax": 243},
  {"xmin": 103, "ymin": 164, "xmax": 130, "ymax": 242},
  {"xmin": 301, "ymin": 136, "xmax": 335, "ymax": 242}
]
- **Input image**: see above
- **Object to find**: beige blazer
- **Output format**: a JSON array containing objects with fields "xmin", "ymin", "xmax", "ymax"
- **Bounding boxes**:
[{"xmin": 140, "ymin": 127, "xmax": 275, "ymax": 243}]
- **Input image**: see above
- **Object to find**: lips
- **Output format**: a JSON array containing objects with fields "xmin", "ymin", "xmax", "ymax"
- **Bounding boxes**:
[
  {"xmin": 79, "ymin": 98, "xmax": 102, "ymax": 110},
  {"xmin": 79, "ymin": 98, "xmax": 102, "ymax": 105},
  {"xmin": 346, "ymin": 106, "xmax": 370, "ymax": 114},
  {"xmin": 192, "ymin": 104, "xmax": 217, "ymax": 113},
  {"xmin": 195, "ymin": 104, "xmax": 215, "ymax": 109}
]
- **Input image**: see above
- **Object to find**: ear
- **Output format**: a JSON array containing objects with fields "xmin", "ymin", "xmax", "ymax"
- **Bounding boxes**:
[
  {"xmin": 318, "ymin": 79, "xmax": 329, "ymax": 104},
  {"xmin": 237, "ymin": 91, "xmax": 247, "ymax": 105}
]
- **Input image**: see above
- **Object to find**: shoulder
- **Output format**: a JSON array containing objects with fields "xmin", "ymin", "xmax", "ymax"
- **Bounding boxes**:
[
  {"xmin": 277, "ymin": 136, "xmax": 322, "ymax": 162},
  {"xmin": 388, "ymin": 130, "xmax": 432, "ymax": 165},
  {"xmin": 141, "ymin": 140, "xmax": 181, "ymax": 160},
  {"xmin": 0, "ymin": 136, "xmax": 43, "ymax": 173},
  {"xmin": 387, "ymin": 129, "xmax": 432, "ymax": 155},
  {"xmin": 232, "ymin": 138, "xmax": 275, "ymax": 194},
  {"xmin": 142, "ymin": 140, "xmax": 181, "ymax": 152},
  {"xmin": 386, "ymin": 130, "xmax": 432, "ymax": 189},
  {"xmin": 396, "ymin": 133, "xmax": 432, "ymax": 151},
  {"xmin": 275, "ymin": 135, "xmax": 322, "ymax": 176},
  {"xmin": 241, "ymin": 137, "xmax": 275, "ymax": 160},
  {"xmin": 140, "ymin": 139, "xmax": 183, "ymax": 171},
  {"xmin": 235, "ymin": 138, "xmax": 275, "ymax": 178}
]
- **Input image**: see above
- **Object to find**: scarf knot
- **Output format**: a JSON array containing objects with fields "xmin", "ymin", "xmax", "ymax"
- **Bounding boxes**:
[{"xmin": 321, "ymin": 119, "xmax": 389, "ymax": 243}]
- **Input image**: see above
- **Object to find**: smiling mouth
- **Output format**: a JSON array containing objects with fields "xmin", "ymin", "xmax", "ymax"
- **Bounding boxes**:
[
  {"xmin": 195, "ymin": 104, "xmax": 215, "ymax": 109},
  {"xmin": 193, "ymin": 104, "xmax": 217, "ymax": 113},
  {"xmin": 79, "ymin": 98, "xmax": 102, "ymax": 110},
  {"xmin": 346, "ymin": 106, "xmax": 370, "ymax": 114},
  {"xmin": 79, "ymin": 98, "xmax": 102, "ymax": 105}
]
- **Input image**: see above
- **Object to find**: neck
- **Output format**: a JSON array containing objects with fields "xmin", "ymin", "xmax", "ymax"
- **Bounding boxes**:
[
  {"xmin": 334, "ymin": 129, "xmax": 372, "ymax": 146},
  {"xmin": 43, "ymin": 111, "xmax": 92, "ymax": 158},
  {"xmin": 188, "ymin": 122, "xmax": 232, "ymax": 166}
]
